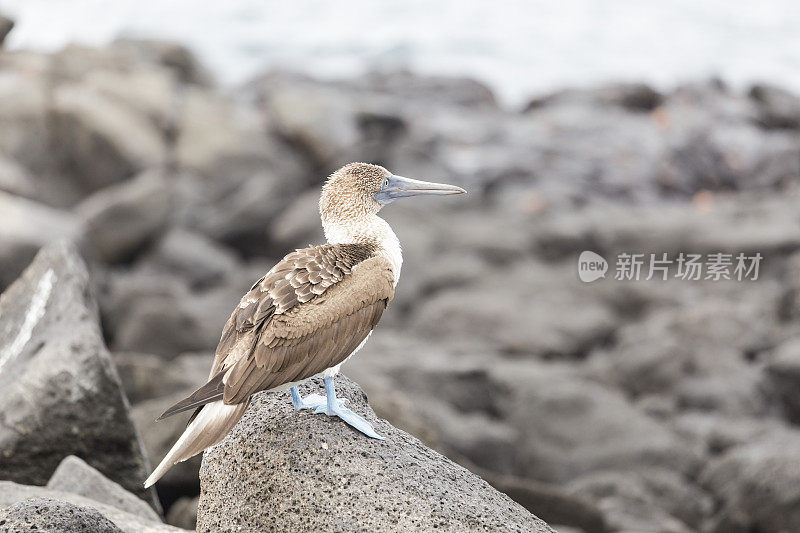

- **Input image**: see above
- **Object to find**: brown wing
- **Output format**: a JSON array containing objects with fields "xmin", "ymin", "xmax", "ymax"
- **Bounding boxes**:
[
  {"xmin": 223, "ymin": 256, "xmax": 395, "ymax": 403},
  {"xmin": 157, "ymin": 243, "xmax": 394, "ymax": 419}
]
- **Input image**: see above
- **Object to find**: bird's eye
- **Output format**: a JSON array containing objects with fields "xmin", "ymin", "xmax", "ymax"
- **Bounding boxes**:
[{"xmin": 383, "ymin": 178, "xmax": 389, "ymax": 188}]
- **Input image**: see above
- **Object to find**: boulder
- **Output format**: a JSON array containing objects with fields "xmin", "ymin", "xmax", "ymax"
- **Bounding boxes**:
[
  {"xmin": 0, "ymin": 242, "xmax": 153, "ymax": 501},
  {"xmin": 47, "ymin": 455, "xmax": 161, "ymax": 522},
  {"xmin": 197, "ymin": 171, "xmax": 303, "ymax": 258},
  {"xmin": 409, "ymin": 261, "xmax": 618, "ymax": 358},
  {"xmin": 142, "ymin": 227, "xmax": 239, "ymax": 289},
  {"xmin": 112, "ymin": 39, "xmax": 211, "ymax": 87},
  {"xmin": 0, "ymin": 191, "xmax": 81, "ymax": 290},
  {"xmin": 750, "ymin": 83, "xmax": 800, "ymax": 130},
  {"xmin": 133, "ymin": 392, "xmax": 203, "ymax": 501},
  {"xmin": 173, "ymin": 87, "xmax": 277, "ymax": 180},
  {"xmin": 114, "ymin": 351, "xmax": 210, "ymax": 404},
  {"xmin": 700, "ymin": 429, "xmax": 800, "ymax": 533},
  {"xmin": 764, "ymin": 337, "xmax": 800, "ymax": 424},
  {"xmin": 51, "ymin": 85, "xmax": 167, "ymax": 193},
  {"xmin": 0, "ymin": 498, "xmax": 124, "ymax": 533},
  {"xmin": 565, "ymin": 470, "xmax": 709, "ymax": 533},
  {"xmin": 165, "ymin": 496, "xmax": 198, "ymax": 529},
  {"xmin": 474, "ymin": 468, "xmax": 606, "ymax": 533},
  {"xmin": 0, "ymin": 153, "xmax": 35, "ymax": 198},
  {"xmin": 0, "ymin": 12, "xmax": 13, "ymax": 46},
  {"xmin": 77, "ymin": 170, "xmax": 173, "ymax": 264},
  {"xmin": 197, "ymin": 376, "xmax": 552, "ymax": 532},
  {"xmin": 348, "ymin": 337, "xmax": 700, "ymax": 485},
  {"xmin": 0, "ymin": 481, "xmax": 189, "ymax": 533},
  {"xmin": 266, "ymin": 187, "xmax": 326, "ymax": 253},
  {"xmin": 0, "ymin": 67, "xmax": 51, "ymax": 179}
]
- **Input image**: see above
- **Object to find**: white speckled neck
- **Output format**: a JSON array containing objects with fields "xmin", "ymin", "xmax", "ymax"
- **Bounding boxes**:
[{"xmin": 323, "ymin": 214, "xmax": 402, "ymax": 284}]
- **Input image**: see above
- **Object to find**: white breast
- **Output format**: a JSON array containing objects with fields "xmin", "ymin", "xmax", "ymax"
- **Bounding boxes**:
[{"xmin": 323, "ymin": 214, "xmax": 403, "ymax": 285}]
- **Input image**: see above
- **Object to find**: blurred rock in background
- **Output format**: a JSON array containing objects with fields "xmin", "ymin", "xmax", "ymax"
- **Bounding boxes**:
[{"xmin": 0, "ymin": 13, "xmax": 799, "ymax": 531}]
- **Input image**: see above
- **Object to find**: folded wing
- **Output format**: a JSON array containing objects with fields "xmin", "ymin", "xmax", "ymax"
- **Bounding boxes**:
[{"xmin": 158, "ymin": 243, "xmax": 395, "ymax": 419}]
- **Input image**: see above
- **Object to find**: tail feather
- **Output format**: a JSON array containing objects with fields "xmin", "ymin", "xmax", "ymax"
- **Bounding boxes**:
[
  {"xmin": 144, "ymin": 399, "xmax": 249, "ymax": 488},
  {"xmin": 156, "ymin": 372, "xmax": 226, "ymax": 420}
]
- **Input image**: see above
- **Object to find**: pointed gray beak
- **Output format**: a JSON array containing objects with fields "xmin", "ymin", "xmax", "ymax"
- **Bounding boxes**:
[{"xmin": 374, "ymin": 175, "xmax": 466, "ymax": 205}]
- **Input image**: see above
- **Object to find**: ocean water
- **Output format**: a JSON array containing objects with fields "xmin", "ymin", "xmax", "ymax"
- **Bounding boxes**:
[{"xmin": 0, "ymin": 0, "xmax": 798, "ymax": 107}]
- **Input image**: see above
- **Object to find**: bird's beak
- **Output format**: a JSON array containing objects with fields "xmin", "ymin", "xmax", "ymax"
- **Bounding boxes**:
[{"xmin": 375, "ymin": 175, "xmax": 466, "ymax": 205}]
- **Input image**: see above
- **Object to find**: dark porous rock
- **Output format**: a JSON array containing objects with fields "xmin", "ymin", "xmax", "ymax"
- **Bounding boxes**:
[
  {"xmin": 78, "ymin": 170, "xmax": 172, "ymax": 264},
  {"xmin": 0, "ymin": 242, "xmax": 153, "ymax": 501},
  {"xmin": 197, "ymin": 375, "xmax": 552, "ymax": 533},
  {"xmin": 0, "ymin": 12, "xmax": 13, "ymax": 46},
  {"xmin": 165, "ymin": 496, "xmax": 198, "ymax": 529},
  {"xmin": 0, "ymin": 498, "xmax": 123, "ymax": 533},
  {"xmin": 0, "ymin": 191, "xmax": 81, "ymax": 290},
  {"xmin": 47, "ymin": 455, "xmax": 161, "ymax": 522},
  {"xmin": 0, "ymin": 481, "xmax": 189, "ymax": 533},
  {"xmin": 750, "ymin": 83, "xmax": 800, "ymax": 130},
  {"xmin": 700, "ymin": 429, "xmax": 800, "ymax": 533}
]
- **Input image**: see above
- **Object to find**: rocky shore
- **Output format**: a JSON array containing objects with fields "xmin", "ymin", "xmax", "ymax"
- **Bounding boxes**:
[{"xmin": 1, "ymin": 13, "xmax": 800, "ymax": 532}]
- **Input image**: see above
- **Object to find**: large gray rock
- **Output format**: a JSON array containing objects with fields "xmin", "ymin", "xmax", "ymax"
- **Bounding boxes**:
[
  {"xmin": 112, "ymin": 38, "xmax": 211, "ymax": 86},
  {"xmin": 0, "ymin": 191, "xmax": 81, "ymax": 290},
  {"xmin": 0, "ymin": 481, "xmax": 188, "ymax": 533},
  {"xmin": 764, "ymin": 337, "xmax": 800, "ymax": 424},
  {"xmin": 165, "ymin": 496, "xmax": 198, "ymax": 529},
  {"xmin": 133, "ymin": 391, "xmax": 204, "ymax": 497},
  {"xmin": 173, "ymin": 87, "xmax": 278, "ymax": 180},
  {"xmin": 47, "ymin": 455, "xmax": 160, "ymax": 522},
  {"xmin": 565, "ymin": 469, "xmax": 711, "ymax": 533},
  {"xmin": 0, "ymin": 242, "xmax": 153, "ymax": 501},
  {"xmin": 750, "ymin": 83, "xmax": 800, "ymax": 130},
  {"xmin": 78, "ymin": 170, "xmax": 173, "ymax": 264},
  {"xmin": 0, "ymin": 498, "xmax": 123, "ymax": 533},
  {"xmin": 348, "ymin": 335, "xmax": 700, "ymax": 485},
  {"xmin": 700, "ymin": 429, "xmax": 800, "ymax": 533},
  {"xmin": 102, "ymin": 269, "xmax": 237, "ymax": 357},
  {"xmin": 51, "ymin": 84, "xmax": 167, "ymax": 193},
  {"xmin": 197, "ymin": 375, "xmax": 551, "ymax": 532},
  {"xmin": 114, "ymin": 351, "xmax": 210, "ymax": 404},
  {"xmin": 142, "ymin": 227, "xmax": 238, "ymax": 289},
  {"xmin": 0, "ymin": 153, "xmax": 35, "ymax": 199},
  {"xmin": 194, "ymin": 170, "xmax": 303, "ymax": 258},
  {"xmin": 0, "ymin": 13, "xmax": 14, "ymax": 47}
]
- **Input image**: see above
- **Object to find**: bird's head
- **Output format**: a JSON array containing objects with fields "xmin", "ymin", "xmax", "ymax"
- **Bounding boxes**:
[{"xmin": 320, "ymin": 162, "xmax": 466, "ymax": 222}]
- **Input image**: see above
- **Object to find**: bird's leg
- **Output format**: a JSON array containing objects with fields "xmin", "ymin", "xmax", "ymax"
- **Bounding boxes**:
[
  {"xmin": 289, "ymin": 386, "xmax": 327, "ymax": 411},
  {"xmin": 313, "ymin": 377, "xmax": 384, "ymax": 440}
]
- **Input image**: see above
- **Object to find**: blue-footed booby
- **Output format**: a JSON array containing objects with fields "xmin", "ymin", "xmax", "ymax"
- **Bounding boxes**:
[{"xmin": 144, "ymin": 162, "xmax": 465, "ymax": 487}]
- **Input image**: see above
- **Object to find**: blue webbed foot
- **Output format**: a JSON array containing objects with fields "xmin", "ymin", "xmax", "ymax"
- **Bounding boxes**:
[
  {"xmin": 290, "ymin": 387, "xmax": 330, "ymax": 411},
  {"xmin": 313, "ymin": 403, "xmax": 384, "ymax": 440},
  {"xmin": 314, "ymin": 377, "xmax": 385, "ymax": 440}
]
